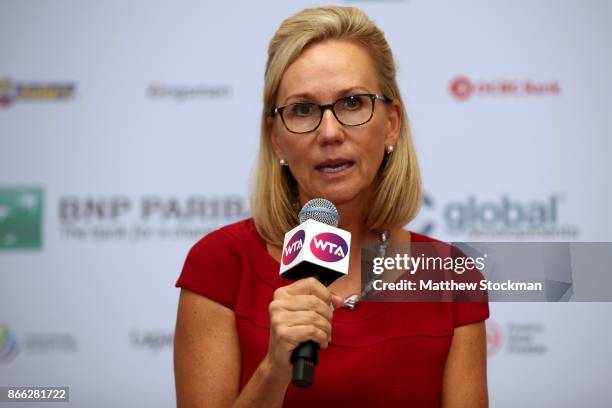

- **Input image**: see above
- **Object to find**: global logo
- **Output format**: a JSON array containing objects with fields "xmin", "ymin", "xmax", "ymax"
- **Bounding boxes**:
[
  {"xmin": 282, "ymin": 230, "xmax": 305, "ymax": 265},
  {"xmin": 445, "ymin": 195, "xmax": 561, "ymax": 231},
  {"xmin": 310, "ymin": 232, "xmax": 348, "ymax": 262},
  {"xmin": 0, "ymin": 323, "xmax": 19, "ymax": 363},
  {"xmin": 410, "ymin": 193, "xmax": 577, "ymax": 239}
]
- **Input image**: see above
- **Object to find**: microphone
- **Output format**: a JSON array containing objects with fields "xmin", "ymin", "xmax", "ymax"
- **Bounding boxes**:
[{"xmin": 279, "ymin": 198, "xmax": 351, "ymax": 387}]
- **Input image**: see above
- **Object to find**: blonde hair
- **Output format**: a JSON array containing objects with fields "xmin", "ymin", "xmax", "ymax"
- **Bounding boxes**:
[{"xmin": 251, "ymin": 6, "xmax": 422, "ymax": 246}]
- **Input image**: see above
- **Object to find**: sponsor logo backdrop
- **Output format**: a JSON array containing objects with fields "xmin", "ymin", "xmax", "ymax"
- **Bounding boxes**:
[{"xmin": 1, "ymin": 1, "xmax": 611, "ymax": 407}]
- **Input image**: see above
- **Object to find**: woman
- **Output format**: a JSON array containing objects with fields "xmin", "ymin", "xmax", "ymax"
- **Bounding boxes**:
[{"xmin": 174, "ymin": 6, "xmax": 488, "ymax": 407}]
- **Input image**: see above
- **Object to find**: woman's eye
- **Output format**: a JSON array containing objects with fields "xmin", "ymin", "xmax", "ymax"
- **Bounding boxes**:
[
  {"xmin": 342, "ymin": 96, "xmax": 362, "ymax": 110},
  {"xmin": 292, "ymin": 103, "xmax": 316, "ymax": 116}
]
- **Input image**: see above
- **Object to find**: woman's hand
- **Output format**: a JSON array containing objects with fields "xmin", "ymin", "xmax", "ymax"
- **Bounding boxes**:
[{"xmin": 265, "ymin": 277, "xmax": 345, "ymax": 376}]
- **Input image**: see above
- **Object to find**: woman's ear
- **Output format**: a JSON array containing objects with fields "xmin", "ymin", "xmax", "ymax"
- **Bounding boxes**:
[{"xmin": 384, "ymin": 99, "xmax": 402, "ymax": 148}]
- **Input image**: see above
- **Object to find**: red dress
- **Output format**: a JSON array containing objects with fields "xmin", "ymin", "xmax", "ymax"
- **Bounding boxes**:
[{"xmin": 176, "ymin": 218, "xmax": 489, "ymax": 407}]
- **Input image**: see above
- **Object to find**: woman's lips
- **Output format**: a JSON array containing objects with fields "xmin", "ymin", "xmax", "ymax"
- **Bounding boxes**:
[{"xmin": 315, "ymin": 161, "xmax": 355, "ymax": 176}]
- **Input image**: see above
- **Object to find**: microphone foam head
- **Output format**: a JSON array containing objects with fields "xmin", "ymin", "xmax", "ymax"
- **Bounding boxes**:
[{"xmin": 299, "ymin": 198, "xmax": 339, "ymax": 227}]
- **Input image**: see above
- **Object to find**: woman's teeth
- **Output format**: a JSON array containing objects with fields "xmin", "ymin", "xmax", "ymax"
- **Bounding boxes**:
[{"xmin": 320, "ymin": 163, "xmax": 351, "ymax": 173}]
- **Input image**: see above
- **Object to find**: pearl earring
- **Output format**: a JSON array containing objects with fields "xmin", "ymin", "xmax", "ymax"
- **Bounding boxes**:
[
  {"xmin": 386, "ymin": 145, "xmax": 395, "ymax": 154},
  {"xmin": 280, "ymin": 159, "xmax": 288, "ymax": 166}
]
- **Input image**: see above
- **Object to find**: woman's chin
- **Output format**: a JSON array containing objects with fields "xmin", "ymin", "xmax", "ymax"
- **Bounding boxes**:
[{"xmin": 310, "ymin": 186, "xmax": 367, "ymax": 207}]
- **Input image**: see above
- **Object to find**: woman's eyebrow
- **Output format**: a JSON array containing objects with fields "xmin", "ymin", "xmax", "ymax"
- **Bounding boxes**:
[
  {"xmin": 283, "ymin": 92, "xmax": 317, "ymax": 104},
  {"xmin": 283, "ymin": 86, "xmax": 370, "ymax": 105}
]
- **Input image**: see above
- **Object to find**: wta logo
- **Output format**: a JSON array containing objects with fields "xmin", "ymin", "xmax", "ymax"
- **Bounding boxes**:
[
  {"xmin": 282, "ymin": 230, "xmax": 305, "ymax": 265},
  {"xmin": 310, "ymin": 233, "xmax": 348, "ymax": 262}
]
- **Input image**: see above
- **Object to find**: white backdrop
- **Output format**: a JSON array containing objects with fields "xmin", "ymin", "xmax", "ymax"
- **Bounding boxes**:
[{"xmin": 1, "ymin": 1, "xmax": 611, "ymax": 407}]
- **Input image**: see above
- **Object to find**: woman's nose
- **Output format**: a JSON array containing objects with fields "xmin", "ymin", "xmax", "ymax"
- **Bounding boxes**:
[{"xmin": 316, "ymin": 108, "xmax": 345, "ymax": 145}]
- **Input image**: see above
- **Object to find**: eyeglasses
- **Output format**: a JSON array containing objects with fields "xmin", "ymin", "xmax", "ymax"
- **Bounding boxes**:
[{"xmin": 271, "ymin": 93, "xmax": 392, "ymax": 134}]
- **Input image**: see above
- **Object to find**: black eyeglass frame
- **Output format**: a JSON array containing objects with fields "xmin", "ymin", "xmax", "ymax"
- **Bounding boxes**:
[{"xmin": 270, "ymin": 93, "xmax": 393, "ymax": 134}]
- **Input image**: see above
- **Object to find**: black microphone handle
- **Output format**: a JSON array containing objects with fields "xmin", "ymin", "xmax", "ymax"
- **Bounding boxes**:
[{"xmin": 290, "ymin": 340, "xmax": 319, "ymax": 387}]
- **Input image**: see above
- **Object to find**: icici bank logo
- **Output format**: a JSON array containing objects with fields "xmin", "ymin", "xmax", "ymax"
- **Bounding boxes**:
[
  {"xmin": 282, "ymin": 230, "xmax": 305, "ymax": 265},
  {"xmin": 310, "ymin": 233, "xmax": 348, "ymax": 262},
  {"xmin": 449, "ymin": 75, "xmax": 561, "ymax": 101}
]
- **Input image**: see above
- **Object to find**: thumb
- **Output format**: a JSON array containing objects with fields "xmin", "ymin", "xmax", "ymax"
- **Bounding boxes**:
[{"xmin": 330, "ymin": 293, "xmax": 345, "ymax": 311}]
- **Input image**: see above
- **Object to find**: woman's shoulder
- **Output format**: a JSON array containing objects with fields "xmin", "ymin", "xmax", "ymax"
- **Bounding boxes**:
[
  {"xmin": 177, "ymin": 219, "xmax": 259, "ymax": 309},
  {"xmin": 215, "ymin": 217, "xmax": 258, "ymax": 239},
  {"xmin": 191, "ymin": 218, "xmax": 260, "ymax": 252}
]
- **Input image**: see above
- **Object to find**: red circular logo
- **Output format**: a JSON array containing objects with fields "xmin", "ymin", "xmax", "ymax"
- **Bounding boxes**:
[{"xmin": 450, "ymin": 76, "xmax": 474, "ymax": 101}]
